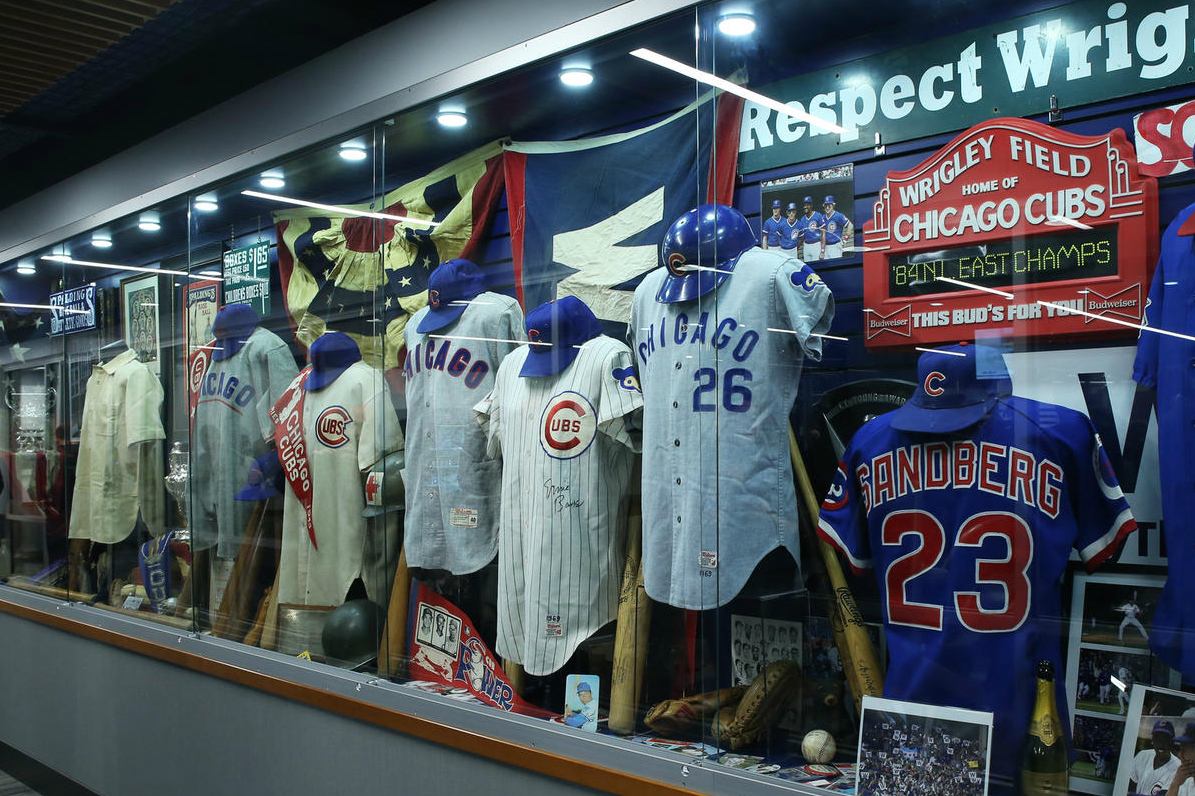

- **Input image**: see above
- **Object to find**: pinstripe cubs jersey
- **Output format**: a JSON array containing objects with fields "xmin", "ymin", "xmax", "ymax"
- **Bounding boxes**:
[
  {"xmin": 404, "ymin": 293, "xmax": 524, "ymax": 574},
  {"xmin": 817, "ymin": 395, "xmax": 1135, "ymax": 787},
  {"xmin": 474, "ymin": 335, "xmax": 643, "ymax": 676},
  {"xmin": 275, "ymin": 360, "xmax": 403, "ymax": 606},
  {"xmin": 630, "ymin": 247, "xmax": 834, "ymax": 610}
]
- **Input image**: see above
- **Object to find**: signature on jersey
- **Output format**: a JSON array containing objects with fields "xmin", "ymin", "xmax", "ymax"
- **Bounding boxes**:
[{"xmin": 543, "ymin": 478, "xmax": 585, "ymax": 513}]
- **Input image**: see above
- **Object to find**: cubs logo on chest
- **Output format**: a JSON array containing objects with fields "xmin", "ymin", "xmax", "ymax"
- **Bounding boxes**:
[
  {"xmin": 539, "ymin": 391, "xmax": 596, "ymax": 460},
  {"xmin": 315, "ymin": 405, "xmax": 353, "ymax": 448}
]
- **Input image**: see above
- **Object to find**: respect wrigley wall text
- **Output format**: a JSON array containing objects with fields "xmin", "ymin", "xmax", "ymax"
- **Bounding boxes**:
[{"xmin": 739, "ymin": 0, "xmax": 1195, "ymax": 172}]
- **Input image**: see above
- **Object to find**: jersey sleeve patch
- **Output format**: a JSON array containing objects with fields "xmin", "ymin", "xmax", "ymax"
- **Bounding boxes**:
[
  {"xmin": 790, "ymin": 262, "xmax": 825, "ymax": 292},
  {"xmin": 613, "ymin": 365, "xmax": 641, "ymax": 393}
]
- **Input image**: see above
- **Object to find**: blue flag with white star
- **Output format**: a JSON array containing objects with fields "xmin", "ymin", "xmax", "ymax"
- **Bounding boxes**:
[{"xmin": 274, "ymin": 141, "xmax": 505, "ymax": 370}]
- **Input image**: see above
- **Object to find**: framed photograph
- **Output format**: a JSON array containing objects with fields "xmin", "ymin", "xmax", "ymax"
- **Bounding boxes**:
[
  {"xmin": 1113, "ymin": 683, "xmax": 1195, "ymax": 796},
  {"xmin": 1068, "ymin": 571, "xmax": 1176, "ymax": 795},
  {"xmin": 858, "ymin": 695, "xmax": 994, "ymax": 796},
  {"xmin": 120, "ymin": 273, "xmax": 163, "ymax": 376},
  {"xmin": 731, "ymin": 612, "xmax": 803, "ymax": 685},
  {"xmin": 760, "ymin": 163, "xmax": 856, "ymax": 263}
]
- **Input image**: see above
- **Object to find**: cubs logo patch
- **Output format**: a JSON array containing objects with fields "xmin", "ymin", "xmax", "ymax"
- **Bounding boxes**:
[
  {"xmin": 613, "ymin": 365, "xmax": 641, "ymax": 393},
  {"xmin": 666, "ymin": 251, "xmax": 689, "ymax": 277},
  {"xmin": 315, "ymin": 405, "xmax": 353, "ymax": 448},
  {"xmin": 924, "ymin": 371, "xmax": 947, "ymax": 396},
  {"xmin": 790, "ymin": 264, "xmax": 824, "ymax": 292},
  {"xmin": 429, "ymin": 289, "xmax": 441, "ymax": 309},
  {"xmin": 540, "ymin": 391, "xmax": 597, "ymax": 460}
]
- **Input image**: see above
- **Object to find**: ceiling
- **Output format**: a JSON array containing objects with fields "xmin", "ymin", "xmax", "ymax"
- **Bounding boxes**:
[{"xmin": 0, "ymin": 0, "xmax": 431, "ymax": 212}]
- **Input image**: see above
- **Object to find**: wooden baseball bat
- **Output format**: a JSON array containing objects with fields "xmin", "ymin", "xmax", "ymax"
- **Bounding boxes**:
[
  {"xmin": 503, "ymin": 659, "xmax": 525, "ymax": 696},
  {"xmin": 258, "ymin": 566, "xmax": 282, "ymax": 651},
  {"xmin": 380, "ymin": 545, "xmax": 411, "ymax": 678},
  {"xmin": 212, "ymin": 501, "xmax": 267, "ymax": 639},
  {"xmin": 608, "ymin": 498, "xmax": 650, "ymax": 735},
  {"xmin": 788, "ymin": 425, "xmax": 884, "ymax": 714}
]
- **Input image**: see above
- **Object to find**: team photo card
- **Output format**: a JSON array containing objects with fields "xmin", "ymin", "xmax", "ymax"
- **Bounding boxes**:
[
  {"xmin": 1113, "ymin": 684, "xmax": 1195, "ymax": 796},
  {"xmin": 759, "ymin": 163, "xmax": 857, "ymax": 262},
  {"xmin": 731, "ymin": 613, "xmax": 803, "ymax": 686},
  {"xmin": 857, "ymin": 695, "xmax": 994, "ymax": 796}
]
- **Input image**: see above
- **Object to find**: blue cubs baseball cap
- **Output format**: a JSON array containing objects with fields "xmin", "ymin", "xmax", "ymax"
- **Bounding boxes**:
[
  {"xmin": 416, "ymin": 259, "xmax": 488, "ymax": 334},
  {"xmin": 519, "ymin": 296, "xmax": 602, "ymax": 378},
  {"xmin": 889, "ymin": 343, "xmax": 1012, "ymax": 434},
  {"xmin": 304, "ymin": 331, "xmax": 361, "ymax": 391},
  {"xmin": 576, "ymin": 681, "xmax": 592, "ymax": 693},
  {"xmin": 236, "ymin": 450, "xmax": 285, "ymax": 501},
  {"xmin": 803, "ymin": 196, "xmax": 813, "ymax": 204},
  {"xmin": 771, "ymin": 199, "xmax": 782, "ymax": 208},
  {"xmin": 787, "ymin": 202, "xmax": 798, "ymax": 211},
  {"xmin": 824, "ymin": 195, "xmax": 836, "ymax": 204},
  {"xmin": 211, "ymin": 303, "xmax": 260, "ymax": 361},
  {"xmin": 1153, "ymin": 720, "xmax": 1176, "ymax": 738}
]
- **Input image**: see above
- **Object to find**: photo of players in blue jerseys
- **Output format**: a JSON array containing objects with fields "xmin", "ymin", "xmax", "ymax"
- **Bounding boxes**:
[
  {"xmin": 859, "ymin": 695, "xmax": 993, "ymax": 796},
  {"xmin": 1074, "ymin": 715, "xmax": 1124, "ymax": 785},
  {"xmin": 759, "ymin": 164, "xmax": 855, "ymax": 262},
  {"xmin": 1075, "ymin": 649, "xmax": 1156, "ymax": 717}
]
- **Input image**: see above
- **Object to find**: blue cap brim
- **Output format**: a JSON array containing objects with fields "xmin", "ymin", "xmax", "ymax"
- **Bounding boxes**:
[
  {"xmin": 304, "ymin": 361, "xmax": 354, "ymax": 391},
  {"xmin": 519, "ymin": 345, "xmax": 581, "ymax": 378},
  {"xmin": 416, "ymin": 304, "xmax": 468, "ymax": 335},
  {"xmin": 211, "ymin": 336, "xmax": 248, "ymax": 361},
  {"xmin": 888, "ymin": 395, "xmax": 997, "ymax": 434},
  {"xmin": 235, "ymin": 483, "xmax": 281, "ymax": 501}
]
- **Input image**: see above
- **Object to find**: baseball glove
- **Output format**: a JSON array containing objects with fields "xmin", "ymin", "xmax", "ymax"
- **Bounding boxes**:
[
  {"xmin": 644, "ymin": 686, "xmax": 747, "ymax": 737},
  {"xmin": 712, "ymin": 659, "xmax": 803, "ymax": 750}
]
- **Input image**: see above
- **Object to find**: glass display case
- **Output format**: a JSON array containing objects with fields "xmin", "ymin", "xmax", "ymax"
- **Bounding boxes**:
[{"xmin": 2, "ymin": 1, "xmax": 1194, "ymax": 794}]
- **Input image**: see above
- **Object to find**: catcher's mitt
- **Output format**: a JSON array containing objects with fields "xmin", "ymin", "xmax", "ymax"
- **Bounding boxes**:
[
  {"xmin": 644, "ymin": 686, "xmax": 747, "ymax": 737},
  {"xmin": 712, "ymin": 659, "xmax": 803, "ymax": 749}
]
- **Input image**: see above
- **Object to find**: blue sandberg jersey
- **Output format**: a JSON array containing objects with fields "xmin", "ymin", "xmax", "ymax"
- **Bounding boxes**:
[
  {"xmin": 1133, "ymin": 201, "xmax": 1195, "ymax": 682},
  {"xmin": 762, "ymin": 216, "xmax": 786, "ymax": 247},
  {"xmin": 631, "ymin": 246, "xmax": 834, "ymax": 610},
  {"xmin": 818, "ymin": 396, "xmax": 1134, "ymax": 788},
  {"xmin": 779, "ymin": 218, "xmax": 801, "ymax": 249},
  {"xmin": 798, "ymin": 212, "xmax": 826, "ymax": 243},
  {"xmin": 823, "ymin": 211, "xmax": 849, "ymax": 244}
]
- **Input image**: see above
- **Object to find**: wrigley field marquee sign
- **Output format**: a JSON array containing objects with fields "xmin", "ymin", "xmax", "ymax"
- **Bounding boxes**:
[
  {"xmin": 862, "ymin": 117, "xmax": 1157, "ymax": 348},
  {"xmin": 739, "ymin": 0, "xmax": 1195, "ymax": 172}
]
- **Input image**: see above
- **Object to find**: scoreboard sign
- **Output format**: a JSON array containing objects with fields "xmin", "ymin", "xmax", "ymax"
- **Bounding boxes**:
[{"xmin": 862, "ymin": 117, "xmax": 1157, "ymax": 348}]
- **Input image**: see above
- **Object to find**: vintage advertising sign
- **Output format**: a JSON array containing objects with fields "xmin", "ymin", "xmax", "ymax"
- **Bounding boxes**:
[
  {"xmin": 1134, "ymin": 98, "xmax": 1195, "ymax": 177},
  {"xmin": 48, "ymin": 284, "xmax": 96, "ymax": 335},
  {"xmin": 184, "ymin": 279, "xmax": 219, "ymax": 426},
  {"xmin": 739, "ymin": 0, "xmax": 1195, "ymax": 173},
  {"xmin": 221, "ymin": 241, "xmax": 270, "ymax": 315},
  {"xmin": 862, "ymin": 117, "xmax": 1157, "ymax": 349}
]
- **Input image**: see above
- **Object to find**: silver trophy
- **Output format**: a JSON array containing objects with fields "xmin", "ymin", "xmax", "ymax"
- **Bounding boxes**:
[{"xmin": 163, "ymin": 441, "xmax": 190, "ymax": 542}]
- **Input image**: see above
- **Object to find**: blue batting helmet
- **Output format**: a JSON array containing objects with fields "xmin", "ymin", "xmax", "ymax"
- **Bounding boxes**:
[{"xmin": 657, "ymin": 204, "xmax": 756, "ymax": 303}]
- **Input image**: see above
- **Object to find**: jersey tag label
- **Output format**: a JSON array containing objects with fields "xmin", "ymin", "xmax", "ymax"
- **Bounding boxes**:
[
  {"xmin": 545, "ymin": 621, "xmax": 563, "ymax": 637},
  {"xmin": 365, "ymin": 472, "xmax": 385, "ymax": 506},
  {"xmin": 450, "ymin": 508, "xmax": 479, "ymax": 528},
  {"xmin": 700, "ymin": 551, "xmax": 718, "ymax": 569}
]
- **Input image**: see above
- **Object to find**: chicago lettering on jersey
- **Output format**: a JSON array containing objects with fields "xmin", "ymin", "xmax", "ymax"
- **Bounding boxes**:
[
  {"xmin": 404, "ymin": 338, "xmax": 491, "ymax": 389},
  {"xmin": 854, "ymin": 440, "xmax": 1063, "ymax": 519},
  {"xmin": 636, "ymin": 311, "xmax": 760, "ymax": 367},
  {"xmin": 199, "ymin": 369, "xmax": 257, "ymax": 410}
]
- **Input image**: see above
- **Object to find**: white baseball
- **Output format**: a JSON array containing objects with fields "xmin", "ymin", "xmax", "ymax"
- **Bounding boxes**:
[{"xmin": 802, "ymin": 729, "xmax": 836, "ymax": 763}]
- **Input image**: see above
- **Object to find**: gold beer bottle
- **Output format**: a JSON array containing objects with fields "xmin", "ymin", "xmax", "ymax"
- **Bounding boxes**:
[{"xmin": 1022, "ymin": 660, "xmax": 1069, "ymax": 796}]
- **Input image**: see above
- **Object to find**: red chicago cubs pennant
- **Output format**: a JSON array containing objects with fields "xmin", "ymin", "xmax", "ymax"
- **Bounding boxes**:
[{"xmin": 270, "ymin": 367, "xmax": 318, "ymax": 549}]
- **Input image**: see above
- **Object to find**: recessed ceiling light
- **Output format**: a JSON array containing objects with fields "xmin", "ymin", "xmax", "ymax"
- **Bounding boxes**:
[
  {"xmin": 139, "ymin": 211, "xmax": 161, "ymax": 232},
  {"xmin": 717, "ymin": 13, "xmax": 756, "ymax": 36},
  {"xmin": 560, "ymin": 67, "xmax": 593, "ymax": 87},
  {"xmin": 339, "ymin": 141, "xmax": 368, "ymax": 161},
  {"xmin": 16, "ymin": 260, "xmax": 35, "ymax": 276},
  {"xmin": 91, "ymin": 231, "xmax": 112, "ymax": 248},
  {"xmin": 259, "ymin": 169, "xmax": 285, "ymax": 189},
  {"xmin": 437, "ymin": 110, "xmax": 468, "ymax": 128},
  {"xmin": 194, "ymin": 194, "xmax": 218, "ymax": 212}
]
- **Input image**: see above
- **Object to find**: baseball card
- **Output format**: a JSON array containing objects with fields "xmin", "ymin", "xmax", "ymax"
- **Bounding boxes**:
[
  {"xmin": 563, "ymin": 674, "xmax": 600, "ymax": 732},
  {"xmin": 858, "ymin": 695, "xmax": 994, "ymax": 796},
  {"xmin": 731, "ymin": 613, "xmax": 803, "ymax": 686}
]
